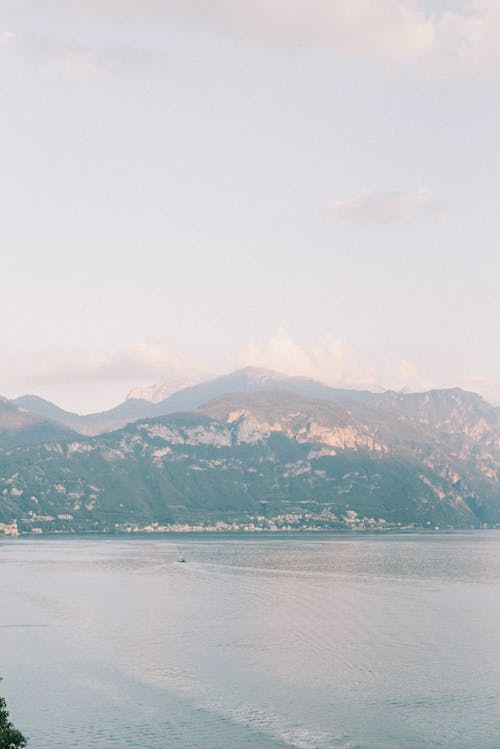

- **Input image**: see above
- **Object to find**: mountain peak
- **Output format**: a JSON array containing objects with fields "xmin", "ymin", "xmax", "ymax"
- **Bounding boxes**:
[{"xmin": 126, "ymin": 377, "xmax": 197, "ymax": 404}]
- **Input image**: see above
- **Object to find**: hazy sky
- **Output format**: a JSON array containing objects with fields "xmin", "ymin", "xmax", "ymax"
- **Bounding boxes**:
[{"xmin": 1, "ymin": 0, "xmax": 500, "ymax": 412}]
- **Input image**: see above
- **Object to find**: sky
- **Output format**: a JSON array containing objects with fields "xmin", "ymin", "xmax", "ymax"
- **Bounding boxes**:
[{"xmin": 1, "ymin": 0, "xmax": 500, "ymax": 412}]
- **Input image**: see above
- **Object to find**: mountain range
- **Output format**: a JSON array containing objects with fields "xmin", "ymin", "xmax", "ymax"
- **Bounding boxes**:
[
  {"xmin": 1, "ymin": 367, "xmax": 500, "ymax": 533},
  {"xmin": 13, "ymin": 367, "xmax": 374, "ymax": 435}
]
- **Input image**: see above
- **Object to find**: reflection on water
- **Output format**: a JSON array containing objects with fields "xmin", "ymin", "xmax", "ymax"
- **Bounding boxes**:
[{"xmin": 1, "ymin": 532, "xmax": 500, "ymax": 748}]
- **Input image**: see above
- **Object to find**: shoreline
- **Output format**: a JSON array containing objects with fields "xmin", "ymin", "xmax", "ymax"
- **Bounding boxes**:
[{"xmin": 1, "ymin": 526, "xmax": 496, "ymax": 541}]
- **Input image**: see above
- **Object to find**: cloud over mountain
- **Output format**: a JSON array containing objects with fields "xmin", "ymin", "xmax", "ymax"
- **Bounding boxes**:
[
  {"xmin": 238, "ymin": 329, "xmax": 375, "ymax": 390},
  {"xmin": 24, "ymin": 338, "xmax": 195, "ymax": 385}
]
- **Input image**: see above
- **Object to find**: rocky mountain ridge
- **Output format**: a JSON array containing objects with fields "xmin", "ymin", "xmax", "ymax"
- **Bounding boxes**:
[
  {"xmin": 12, "ymin": 367, "xmax": 378, "ymax": 436},
  {"xmin": 2, "ymin": 382, "xmax": 500, "ymax": 532}
]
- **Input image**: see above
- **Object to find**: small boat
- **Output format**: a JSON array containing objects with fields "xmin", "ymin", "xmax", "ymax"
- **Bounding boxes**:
[{"xmin": 177, "ymin": 556, "xmax": 187, "ymax": 563}]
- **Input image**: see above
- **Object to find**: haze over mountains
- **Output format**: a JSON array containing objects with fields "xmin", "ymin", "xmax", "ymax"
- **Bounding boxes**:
[{"xmin": 2, "ymin": 367, "xmax": 500, "ymax": 532}]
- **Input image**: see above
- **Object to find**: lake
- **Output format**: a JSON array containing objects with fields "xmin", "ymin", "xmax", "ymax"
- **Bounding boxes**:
[{"xmin": 1, "ymin": 532, "xmax": 500, "ymax": 748}]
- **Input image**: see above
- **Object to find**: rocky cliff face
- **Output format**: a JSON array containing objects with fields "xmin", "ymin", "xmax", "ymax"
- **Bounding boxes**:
[{"xmin": 1, "ymin": 388, "xmax": 500, "ymax": 532}]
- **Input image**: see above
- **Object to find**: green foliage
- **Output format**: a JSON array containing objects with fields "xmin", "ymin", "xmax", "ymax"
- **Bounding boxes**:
[{"xmin": 0, "ymin": 696, "xmax": 27, "ymax": 749}]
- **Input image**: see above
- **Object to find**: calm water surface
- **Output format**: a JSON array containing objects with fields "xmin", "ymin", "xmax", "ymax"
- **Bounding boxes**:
[{"xmin": 1, "ymin": 532, "xmax": 500, "ymax": 748}]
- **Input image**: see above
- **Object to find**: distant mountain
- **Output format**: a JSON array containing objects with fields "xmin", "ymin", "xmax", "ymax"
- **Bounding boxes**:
[
  {"xmin": 0, "ymin": 396, "xmax": 76, "ymax": 448},
  {"xmin": 149, "ymin": 366, "xmax": 375, "ymax": 415},
  {"xmin": 2, "ymin": 387, "xmax": 500, "ymax": 531},
  {"xmin": 14, "ymin": 394, "xmax": 82, "ymax": 424},
  {"xmin": 14, "ymin": 367, "xmax": 373, "ymax": 435},
  {"xmin": 14, "ymin": 394, "xmax": 158, "ymax": 436}
]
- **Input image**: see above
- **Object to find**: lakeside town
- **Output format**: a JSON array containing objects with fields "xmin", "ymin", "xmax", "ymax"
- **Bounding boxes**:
[{"xmin": 0, "ymin": 509, "xmax": 459, "ymax": 536}]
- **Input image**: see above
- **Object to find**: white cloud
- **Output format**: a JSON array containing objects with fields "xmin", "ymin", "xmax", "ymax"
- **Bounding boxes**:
[
  {"xmin": 1, "ymin": 31, "xmax": 157, "ymax": 74},
  {"xmin": 238, "ymin": 328, "xmax": 378, "ymax": 389},
  {"xmin": 177, "ymin": 0, "xmax": 435, "ymax": 64},
  {"xmin": 7, "ymin": 337, "xmax": 197, "ymax": 387},
  {"xmin": 237, "ymin": 331, "xmax": 475, "ymax": 398},
  {"xmin": 394, "ymin": 359, "xmax": 419, "ymax": 383},
  {"xmin": 326, "ymin": 188, "xmax": 441, "ymax": 223},
  {"xmin": 434, "ymin": 0, "xmax": 500, "ymax": 75},
  {"xmin": 0, "ymin": 338, "xmax": 199, "ymax": 411},
  {"xmin": 69, "ymin": 0, "xmax": 500, "ymax": 75}
]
